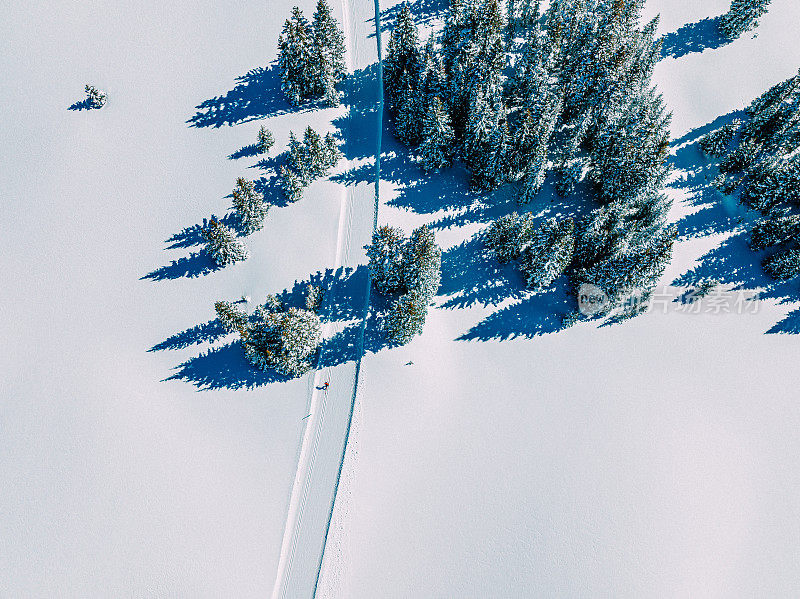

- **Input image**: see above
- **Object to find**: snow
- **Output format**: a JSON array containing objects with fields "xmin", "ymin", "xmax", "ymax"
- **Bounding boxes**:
[{"xmin": 4, "ymin": 0, "xmax": 800, "ymax": 597}]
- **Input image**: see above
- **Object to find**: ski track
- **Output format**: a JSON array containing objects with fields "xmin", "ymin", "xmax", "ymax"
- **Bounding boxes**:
[{"xmin": 271, "ymin": 0, "xmax": 382, "ymax": 596}]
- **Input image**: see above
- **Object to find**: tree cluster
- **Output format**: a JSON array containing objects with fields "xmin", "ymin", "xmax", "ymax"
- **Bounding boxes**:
[
  {"xmin": 280, "ymin": 126, "xmax": 342, "ymax": 202},
  {"xmin": 278, "ymin": 0, "xmax": 346, "ymax": 106},
  {"xmin": 705, "ymin": 69, "xmax": 800, "ymax": 281},
  {"xmin": 719, "ymin": 0, "xmax": 773, "ymax": 40},
  {"xmin": 215, "ymin": 288, "xmax": 323, "ymax": 377},
  {"xmin": 367, "ymin": 224, "xmax": 442, "ymax": 344},
  {"xmin": 385, "ymin": 0, "xmax": 675, "ymax": 316}
]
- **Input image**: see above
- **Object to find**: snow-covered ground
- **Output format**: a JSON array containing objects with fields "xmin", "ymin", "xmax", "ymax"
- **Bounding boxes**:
[
  {"xmin": 4, "ymin": 0, "xmax": 800, "ymax": 597},
  {"xmin": 0, "ymin": 1, "xmax": 353, "ymax": 595}
]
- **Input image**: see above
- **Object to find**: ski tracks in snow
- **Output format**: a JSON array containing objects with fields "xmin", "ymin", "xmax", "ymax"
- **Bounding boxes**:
[{"xmin": 271, "ymin": 0, "xmax": 382, "ymax": 597}]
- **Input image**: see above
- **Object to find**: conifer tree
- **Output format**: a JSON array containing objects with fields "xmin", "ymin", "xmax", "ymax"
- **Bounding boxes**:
[
  {"xmin": 719, "ymin": 0, "xmax": 773, "ymax": 39},
  {"xmin": 402, "ymin": 224, "xmax": 442, "ymax": 300},
  {"xmin": 519, "ymin": 218, "xmax": 575, "ymax": 290},
  {"xmin": 243, "ymin": 306, "xmax": 322, "ymax": 375},
  {"xmin": 278, "ymin": 8, "xmax": 314, "ymax": 105},
  {"xmin": 84, "ymin": 84, "xmax": 106, "ymax": 108},
  {"xmin": 367, "ymin": 225, "xmax": 407, "ymax": 292},
  {"xmin": 750, "ymin": 214, "xmax": 800, "ymax": 250},
  {"xmin": 215, "ymin": 300, "xmax": 248, "ymax": 333},
  {"xmin": 203, "ymin": 218, "xmax": 248, "ymax": 266},
  {"xmin": 385, "ymin": 290, "xmax": 429, "ymax": 344},
  {"xmin": 313, "ymin": 0, "xmax": 346, "ymax": 95},
  {"xmin": 385, "ymin": 3, "xmax": 422, "ymax": 108},
  {"xmin": 231, "ymin": 177, "xmax": 269, "ymax": 234},
  {"xmin": 484, "ymin": 212, "xmax": 537, "ymax": 263},
  {"xmin": 763, "ymin": 247, "xmax": 800, "ymax": 280},
  {"xmin": 418, "ymin": 97, "xmax": 455, "ymax": 172},
  {"xmin": 256, "ymin": 125, "xmax": 275, "ymax": 154}
]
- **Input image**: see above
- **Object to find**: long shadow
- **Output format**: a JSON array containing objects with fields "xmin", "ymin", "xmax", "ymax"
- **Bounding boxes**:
[
  {"xmin": 159, "ymin": 265, "xmax": 393, "ymax": 390},
  {"xmin": 660, "ymin": 16, "xmax": 730, "ymax": 60},
  {"xmin": 68, "ymin": 99, "xmax": 94, "ymax": 111},
  {"xmin": 164, "ymin": 214, "xmax": 239, "ymax": 250},
  {"xmin": 229, "ymin": 143, "xmax": 261, "ymax": 160},
  {"xmin": 331, "ymin": 63, "xmax": 381, "ymax": 162},
  {"xmin": 188, "ymin": 64, "xmax": 318, "ymax": 128},
  {"xmin": 371, "ymin": 0, "xmax": 447, "ymax": 36},
  {"xmin": 140, "ymin": 251, "xmax": 221, "ymax": 281}
]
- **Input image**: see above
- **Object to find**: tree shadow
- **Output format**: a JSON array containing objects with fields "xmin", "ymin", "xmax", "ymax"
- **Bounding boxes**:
[
  {"xmin": 331, "ymin": 63, "xmax": 381, "ymax": 162},
  {"xmin": 371, "ymin": 0, "xmax": 448, "ymax": 36},
  {"xmin": 660, "ymin": 16, "xmax": 730, "ymax": 60},
  {"xmin": 68, "ymin": 99, "xmax": 94, "ymax": 111},
  {"xmin": 229, "ymin": 143, "xmax": 262, "ymax": 160},
  {"xmin": 140, "ymin": 250, "xmax": 221, "ymax": 281},
  {"xmin": 159, "ymin": 265, "xmax": 393, "ymax": 390},
  {"xmin": 187, "ymin": 64, "xmax": 320, "ymax": 128}
]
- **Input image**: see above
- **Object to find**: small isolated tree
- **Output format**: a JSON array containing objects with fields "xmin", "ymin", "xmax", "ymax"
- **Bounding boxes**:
[
  {"xmin": 719, "ymin": 0, "xmax": 773, "ymax": 39},
  {"xmin": 418, "ymin": 96, "xmax": 455, "ymax": 172},
  {"xmin": 519, "ymin": 217, "xmax": 575, "ymax": 290},
  {"xmin": 215, "ymin": 300, "xmax": 248, "ymax": 333},
  {"xmin": 231, "ymin": 177, "xmax": 269, "ymax": 234},
  {"xmin": 203, "ymin": 218, "xmax": 248, "ymax": 266},
  {"xmin": 85, "ymin": 84, "xmax": 106, "ymax": 108},
  {"xmin": 243, "ymin": 306, "xmax": 322, "ymax": 375},
  {"xmin": 484, "ymin": 211, "xmax": 536, "ymax": 263},
  {"xmin": 366, "ymin": 225, "xmax": 407, "ymax": 292},
  {"xmin": 257, "ymin": 125, "xmax": 274, "ymax": 154}
]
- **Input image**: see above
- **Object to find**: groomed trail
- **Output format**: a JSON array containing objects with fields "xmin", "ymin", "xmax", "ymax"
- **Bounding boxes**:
[{"xmin": 271, "ymin": 0, "xmax": 382, "ymax": 597}]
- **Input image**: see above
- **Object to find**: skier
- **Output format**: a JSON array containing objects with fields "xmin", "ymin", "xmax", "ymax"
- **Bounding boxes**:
[{"xmin": 322, "ymin": 381, "xmax": 330, "ymax": 391}]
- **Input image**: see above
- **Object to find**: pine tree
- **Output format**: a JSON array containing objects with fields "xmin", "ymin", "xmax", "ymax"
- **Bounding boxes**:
[
  {"xmin": 519, "ymin": 217, "xmax": 575, "ymax": 290},
  {"xmin": 305, "ymin": 284, "xmax": 324, "ymax": 313},
  {"xmin": 484, "ymin": 212, "xmax": 537, "ymax": 263},
  {"xmin": 385, "ymin": 290, "xmax": 429, "ymax": 344},
  {"xmin": 231, "ymin": 177, "xmax": 269, "ymax": 234},
  {"xmin": 203, "ymin": 218, "xmax": 248, "ymax": 266},
  {"xmin": 257, "ymin": 125, "xmax": 275, "ymax": 154},
  {"xmin": 719, "ymin": 0, "xmax": 773, "ymax": 39},
  {"xmin": 303, "ymin": 126, "xmax": 326, "ymax": 178},
  {"xmin": 366, "ymin": 225, "xmax": 407, "ymax": 292},
  {"xmin": 322, "ymin": 132, "xmax": 342, "ymax": 169},
  {"xmin": 313, "ymin": 0, "xmax": 346, "ymax": 86},
  {"xmin": 243, "ymin": 307, "xmax": 322, "ymax": 375},
  {"xmin": 385, "ymin": 4, "xmax": 423, "ymax": 123},
  {"xmin": 84, "ymin": 84, "xmax": 106, "ymax": 108},
  {"xmin": 699, "ymin": 121, "xmax": 740, "ymax": 156},
  {"xmin": 418, "ymin": 96, "xmax": 455, "ymax": 172},
  {"xmin": 763, "ymin": 247, "xmax": 800, "ymax": 280},
  {"xmin": 278, "ymin": 7, "xmax": 315, "ymax": 105},
  {"xmin": 214, "ymin": 300, "xmax": 248, "ymax": 333},
  {"xmin": 750, "ymin": 214, "xmax": 800, "ymax": 250},
  {"xmin": 402, "ymin": 224, "xmax": 442, "ymax": 300}
]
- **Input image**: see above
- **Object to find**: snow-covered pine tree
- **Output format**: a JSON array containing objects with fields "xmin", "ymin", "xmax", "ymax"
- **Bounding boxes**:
[
  {"xmin": 231, "ymin": 177, "xmax": 268, "ymax": 235},
  {"xmin": 312, "ymin": 0, "xmax": 346, "ymax": 106},
  {"xmin": 385, "ymin": 3, "xmax": 424, "ymax": 142},
  {"xmin": 763, "ymin": 247, "xmax": 800, "ymax": 280},
  {"xmin": 85, "ymin": 84, "xmax": 106, "ymax": 108},
  {"xmin": 303, "ymin": 126, "xmax": 326, "ymax": 178},
  {"xmin": 750, "ymin": 214, "xmax": 800, "ymax": 250},
  {"xmin": 322, "ymin": 132, "xmax": 342, "ymax": 170},
  {"xmin": 257, "ymin": 125, "xmax": 275, "ymax": 154},
  {"xmin": 278, "ymin": 8, "xmax": 315, "ymax": 105},
  {"xmin": 203, "ymin": 218, "xmax": 248, "ymax": 266},
  {"xmin": 385, "ymin": 290, "xmax": 428, "ymax": 344},
  {"xmin": 699, "ymin": 121, "xmax": 740, "ymax": 156},
  {"xmin": 719, "ymin": 0, "xmax": 773, "ymax": 39},
  {"xmin": 463, "ymin": 87, "xmax": 508, "ymax": 191},
  {"xmin": 305, "ymin": 284, "xmax": 324, "ymax": 313},
  {"xmin": 402, "ymin": 224, "xmax": 442, "ymax": 300},
  {"xmin": 418, "ymin": 96, "xmax": 456, "ymax": 172},
  {"xmin": 366, "ymin": 225, "xmax": 407, "ymax": 293},
  {"xmin": 214, "ymin": 300, "xmax": 248, "ymax": 333},
  {"xmin": 243, "ymin": 306, "xmax": 322, "ymax": 375},
  {"xmin": 280, "ymin": 165, "xmax": 304, "ymax": 203},
  {"xmin": 484, "ymin": 211, "xmax": 537, "ymax": 263},
  {"xmin": 519, "ymin": 217, "xmax": 575, "ymax": 290}
]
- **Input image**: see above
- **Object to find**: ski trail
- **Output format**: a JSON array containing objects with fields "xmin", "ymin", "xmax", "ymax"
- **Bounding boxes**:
[{"xmin": 270, "ymin": 0, "xmax": 381, "ymax": 596}]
